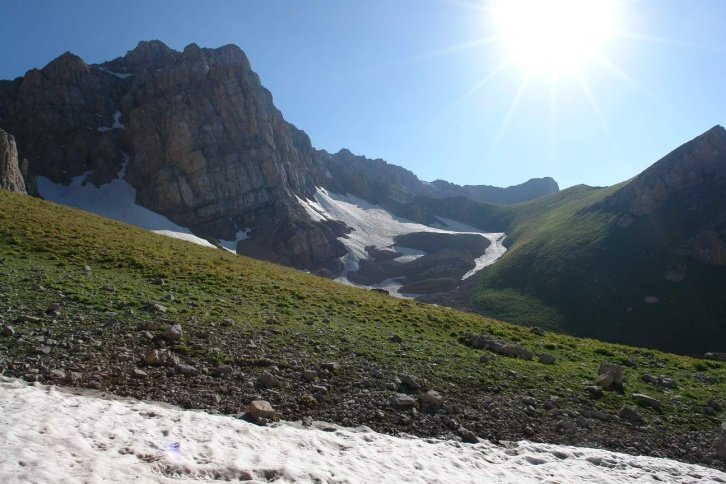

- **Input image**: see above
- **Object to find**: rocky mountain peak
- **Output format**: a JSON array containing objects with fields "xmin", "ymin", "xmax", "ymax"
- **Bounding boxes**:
[{"xmin": 41, "ymin": 51, "xmax": 89, "ymax": 79}]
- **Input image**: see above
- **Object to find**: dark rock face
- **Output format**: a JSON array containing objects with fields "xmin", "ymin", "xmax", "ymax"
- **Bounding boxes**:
[{"xmin": 0, "ymin": 129, "xmax": 26, "ymax": 194}]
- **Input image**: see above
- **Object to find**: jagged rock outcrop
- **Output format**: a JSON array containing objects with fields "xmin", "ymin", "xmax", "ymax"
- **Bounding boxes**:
[{"xmin": 0, "ymin": 129, "xmax": 26, "ymax": 194}]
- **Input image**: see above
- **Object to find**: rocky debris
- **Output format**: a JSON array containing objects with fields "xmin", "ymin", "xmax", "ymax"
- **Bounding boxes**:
[
  {"xmin": 641, "ymin": 374, "xmax": 676, "ymax": 388},
  {"xmin": 0, "ymin": 129, "xmax": 27, "ymax": 194},
  {"xmin": 248, "ymin": 400, "xmax": 275, "ymax": 421},
  {"xmin": 390, "ymin": 393, "xmax": 416, "ymax": 409},
  {"xmin": 212, "ymin": 365, "xmax": 233, "ymax": 377},
  {"xmin": 132, "ymin": 369, "xmax": 148, "ymax": 378},
  {"xmin": 708, "ymin": 399, "xmax": 724, "ymax": 412},
  {"xmin": 458, "ymin": 427, "xmax": 479, "ymax": 444},
  {"xmin": 537, "ymin": 353, "xmax": 556, "ymax": 365},
  {"xmin": 619, "ymin": 406, "xmax": 644, "ymax": 424},
  {"xmin": 632, "ymin": 393, "xmax": 662, "ymax": 410},
  {"xmin": 400, "ymin": 374, "xmax": 421, "ymax": 392},
  {"xmin": 718, "ymin": 422, "xmax": 726, "ymax": 460},
  {"xmin": 303, "ymin": 370, "xmax": 318, "ymax": 381},
  {"xmin": 145, "ymin": 302, "xmax": 167, "ymax": 314},
  {"xmin": 597, "ymin": 362, "xmax": 624, "ymax": 391},
  {"xmin": 163, "ymin": 324, "xmax": 183, "ymax": 342},
  {"xmin": 1, "ymin": 325, "xmax": 15, "ymax": 336},
  {"xmin": 556, "ymin": 419, "xmax": 577, "ymax": 435},
  {"xmin": 705, "ymin": 352, "xmax": 726, "ymax": 362},
  {"xmin": 46, "ymin": 303, "xmax": 61, "ymax": 315},
  {"xmin": 49, "ymin": 369, "xmax": 66, "ymax": 380},
  {"xmin": 256, "ymin": 372, "xmax": 280, "ymax": 388},
  {"xmin": 420, "ymin": 390, "xmax": 443, "ymax": 412}
]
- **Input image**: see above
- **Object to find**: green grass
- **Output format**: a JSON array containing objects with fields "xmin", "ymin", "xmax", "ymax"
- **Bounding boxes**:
[{"xmin": 0, "ymin": 189, "xmax": 724, "ymax": 457}]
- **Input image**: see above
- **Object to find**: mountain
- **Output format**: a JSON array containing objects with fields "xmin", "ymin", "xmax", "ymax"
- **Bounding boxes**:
[
  {"xmin": 426, "ymin": 126, "xmax": 726, "ymax": 354},
  {"xmin": 0, "ymin": 40, "xmax": 556, "ymax": 290},
  {"xmin": 1, "ymin": 188, "xmax": 725, "ymax": 470}
]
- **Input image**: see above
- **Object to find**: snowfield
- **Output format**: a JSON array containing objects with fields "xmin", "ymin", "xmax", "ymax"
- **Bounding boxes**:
[
  {"xmin": 297, "ymin": 188, "xmax": 507, "ymax": 295},
  {"xmin": 1, "ymin": 378, "xmax": 724, "ymax": 484},
  {"xmin": 37, "ymin": 157, "xmax": 217, "ymax": 249}
]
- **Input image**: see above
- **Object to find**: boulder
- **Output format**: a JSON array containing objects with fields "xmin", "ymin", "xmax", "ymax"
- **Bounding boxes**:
[
  {"xmin": 597, "ymin": 362, "xmax": 624, "ymax": 390},
  {"xmin": 163, "ymin": 324, "xmax": 183, "ymax": 341},
  {"xmin": 632, "ymin": 393, "xmax": 661, "ymax": 410},
  {"xmin": 256, "ymin": 372, "xmax": 280, "ymax": 388},
  {"xmin": 618, "ymin": 406, "xmax": 644, "ymax": 424},
  {"xmin": 390, "ymin": 393, "xmax": 416, "ymax": 408},
  {"xmin": 420, "ymin": 390, "xmax": 444, "ymax": 412},
  {"xmin": 248, "ymin": 400, "xmax": 275, "ymax": 420}
]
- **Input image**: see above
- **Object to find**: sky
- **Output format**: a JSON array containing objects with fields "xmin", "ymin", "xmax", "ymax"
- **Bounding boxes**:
[{"xmin": 1, "ymin": 0, "xmax": 724, "ymax": 189}]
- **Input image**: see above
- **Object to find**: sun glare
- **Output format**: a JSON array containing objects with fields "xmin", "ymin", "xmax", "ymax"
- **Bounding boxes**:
[{"xmin": 493, "ymin": 0, "xmax": 616, "ymax": 75}]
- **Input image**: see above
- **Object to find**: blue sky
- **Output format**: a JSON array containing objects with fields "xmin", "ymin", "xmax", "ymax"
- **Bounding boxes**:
[{"xmin": 1, "ymin": 0, "xmax": 724, "ymax": 189}]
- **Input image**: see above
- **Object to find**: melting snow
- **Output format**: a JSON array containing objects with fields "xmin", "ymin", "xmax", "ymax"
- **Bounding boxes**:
[
  {"xmin": 296, "ymin": 188, "xmax": 507, "ymax": 292},
  {"xmin": 37, "ymin": 156, "xmax": 216, "ymax": 249},
  {"xmin": 98, "ymin": 67, "xmax": 134, "ymax": 79},
  {"xmin": 1, "ymin": 378, "xmax": 723, "ymax": 484},
  {"xmin": 97, "ymin": 111, "xmax": 125, "ymax": 132}
]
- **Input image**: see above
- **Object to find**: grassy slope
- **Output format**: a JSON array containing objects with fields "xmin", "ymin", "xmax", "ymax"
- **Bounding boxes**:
[{"xmin": 0, "ymin": 190, "xmax": 725, "ymax": 466}]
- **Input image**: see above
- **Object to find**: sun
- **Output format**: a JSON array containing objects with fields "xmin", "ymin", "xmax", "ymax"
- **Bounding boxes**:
[{"xmin": 492, "ymin": 0, "xmax": 616, "ymax": 75}]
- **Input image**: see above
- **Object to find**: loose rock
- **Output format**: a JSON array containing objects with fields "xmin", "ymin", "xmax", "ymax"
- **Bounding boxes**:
[{"xmin": 248, "ymin": 400, "xmax": 275, "ymax": 420}]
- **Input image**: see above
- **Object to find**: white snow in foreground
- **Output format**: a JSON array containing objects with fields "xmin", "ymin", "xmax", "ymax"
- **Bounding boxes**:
[
  {"xmin": 296, "ymin": 188, "xmax": 507, "ymax": 293},
  {"xmin": 1, "ymin": 378, "xmax": 724, "ymax": 484},
  {"xmin": 37, "ymin": 158, "xmax": 216, "ymax": 249},
  {"xmin": 97, "ymin": 111, "xmax": 125, "ymax": 132}
]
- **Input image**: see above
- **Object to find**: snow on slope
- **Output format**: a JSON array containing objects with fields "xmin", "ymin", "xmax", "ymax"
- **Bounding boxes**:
[
  {"xmin": 37, "ymin": 158, "xmax": 216, "ymax": 249},
  {"xmin": 1, "ymin": 378, "xmax": 724, "ymax": 484},
  {"xmin": 297, "ymin": 188, "xmax": 507, "ymax": 290}
]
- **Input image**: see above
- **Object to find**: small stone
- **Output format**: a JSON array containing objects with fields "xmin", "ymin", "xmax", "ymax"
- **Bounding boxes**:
[
  {"xmin": 132, "ymin": 369, "xmax": 148, "ymax": 378},
  {"xmin": 248, "ymin": 400, "xmax": 275, "ymax": 420},
  {"xmin": 145, "ymin": 302, "xmax": 167, "ymax": 314},
  {"xmin": 176, "ymin": 364, "xmax": 198, "ymax": 375},
  {"xmin": 391, "ymin": 393, "xmax": 416, "ymax": 408},
  {"xmin": 421, "ymin": 390, "xmax": 444, "ymax": 412},
  {"xmin": 632, "ymin": 393, "xmax": 661, "ymax": 410},
  {"xmin": 585, "ymin": 386, "xmax": 603, "ymax": 398},
  {"xmin": 479, "ymin": 354, "xmax": 493, "ymax": 364},
  {"xmin": 522, "ymin": 396, "xmax": 537, "ymax": 407},
  {"xmin": 163, "ymin": 324, "xmax": 183, "ymax": 342},
  {"xmin": 46, "ymin": 303, "xmax": 61, "ymax": 314},
  {"xmin": 390, "ymin": 334, "xmax": 403, "ymax": 344},
  {"xmin": 458, "ymin": 427, "xmax": 478, "ymax": 444},
  {"xmin": 556, "ymin": 419, "xmax": 577, "ymax": 434},
  {"xmin": 299, "ymin": 393, "xmax": 318, "ymax": 407},
  {"xmin": 84, "ymin": 265, "xmax": 92, "ymax": 273},
  {"xmin": 312, "ymin": 385, "xmax": 328, "ymax": 394},
  {"xmin": 531, "ymin": 326, "xmax": 546, "ymax": 336},
  {"xmin": 161, "ymin": 293, "xmax": 175, "ymax": 302},
  {"xmin": 66, "ymin": 372, "xmax": 82, "ymax": 384},
  {"xmin": 619, "ymin": 406, "xmax": 644, "ymax": 424},
  {"xmin": 537, "ymin": 353, "xmax": 556, "ymax": 365},
  {"xmin": 400, "ymin": 374, "xmax": 421, "ymax": 392},
  {"xmin": 2, "ymin": 325, "xmax": 15, "ymax": 336},
  {"xmin": 523, "ymin": 426, "xmax": 535, "ymax": 438},
  {"xmin": 15, "ymin": 315, "xmax": 41, "ymax": 324},
  {"xmin": 256, "ymin": 372, "xmax": 280, "ymax": 388},
  {"xmin": 322, "ymin": 362, "xmax": 340, "ymax": 373},
  {"xmin": 212, "ymin": 365, "xmax": 233, "ymax": 377},
  {"xmin": 708, "ymin": 399, "xmax": 724, "ymax": 412},
  {"xmin": 152, "ymin": 276, "xmax": 165, "ymax": 285},
  {"xmin": 302, "ymin": 369, "xmax": 318, "ymax": 381},
  {"xmin": 221, "ymin": 319, "xmax": 234, "ymax": 327},
  {"xmin": 49, "ymin": 369, "xmax": 65, "ymax": 379}
]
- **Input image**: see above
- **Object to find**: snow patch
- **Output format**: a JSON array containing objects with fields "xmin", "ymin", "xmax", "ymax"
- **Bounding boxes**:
[
  {"xmin": 1, "ymin": 378, "xmax": 724, "ymax": 484},
  {"xmin": 97, "ymin": 111, "xmax": 125, "ymax": 132},
  {"xmin": 98, "ymin": 66, "xmax": 134, "ymax": 79},
  {"xmin": 37, "ymin": 156, "xmax": 215, "ymax": 249},
  {"xmin": 296, "ymin": 188, "xmax": 507, "ymax": 293},
  {"xmin": 219, "ymin": 229, "xmax": 252, "ymax": 253}
]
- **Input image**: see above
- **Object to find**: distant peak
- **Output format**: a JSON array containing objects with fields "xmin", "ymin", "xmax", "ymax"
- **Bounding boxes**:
[
  {"xmin": 124, "ymin": 40, "xmax": 178, "ymax": 66},
  {"xmin": 42, "ymin": 51, "xmax": 88, "ymax": 76}
]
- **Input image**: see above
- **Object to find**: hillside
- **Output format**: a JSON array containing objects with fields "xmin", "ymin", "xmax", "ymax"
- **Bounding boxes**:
[
  {"xmin": 439, "ymin": 126, "xmax": 726, "ymax": 355},
  {"xmin": 0, "ymin": 189, "xmax": 725, "ymax": 469}
]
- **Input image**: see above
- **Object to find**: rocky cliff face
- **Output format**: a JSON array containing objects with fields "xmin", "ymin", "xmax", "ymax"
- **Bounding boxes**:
[
  {"xmin": 0, "ymin": 41, "xmax": 344, "ymax": 272},
  {"xmin": 0, "ymin": 129, "xmax": 26, "ymax": 194}
]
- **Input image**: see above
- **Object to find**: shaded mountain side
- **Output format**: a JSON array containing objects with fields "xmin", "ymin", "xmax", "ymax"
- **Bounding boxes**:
[{"xmin": 426, "ymin": 126, "xmax": 726, "ymax": 355}]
